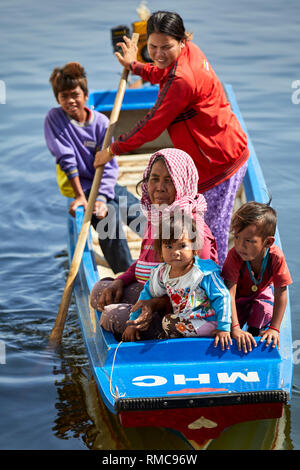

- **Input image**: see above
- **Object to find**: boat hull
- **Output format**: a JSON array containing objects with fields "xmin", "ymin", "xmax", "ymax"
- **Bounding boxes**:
[
  {"xmin": 67, "ymin": 83, "xmax": 293, "ymax": 447},
  {"xmin": 119, "ymin": 402, "xmax": 284, "ymax": 446}
]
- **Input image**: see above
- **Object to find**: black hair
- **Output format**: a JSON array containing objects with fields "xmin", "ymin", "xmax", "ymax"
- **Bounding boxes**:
[
  {"xmin": 154, "ymin": 211, "xmax": 199, "ymax": 256},
  {"xmin": 49, "ymin": 62, "xmax": 88, "ymax": 102},
  {"xmin": 231, "ymin": 199, "xmax": 277, "ymax": 239},
  {"xmin": 147, "ymin": 11, "xmax": 187, "ymax": 42}
]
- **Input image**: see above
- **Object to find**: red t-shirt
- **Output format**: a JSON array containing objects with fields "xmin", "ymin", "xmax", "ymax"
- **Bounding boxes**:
[{"xmin": 221, "ymin": 245, "xmax": 292, "ymax": 298}]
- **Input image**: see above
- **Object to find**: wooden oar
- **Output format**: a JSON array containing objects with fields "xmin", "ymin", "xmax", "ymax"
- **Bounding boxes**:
[{"xmin": 49, "ymin": 33, "xmax": 139, "ymax": 346}]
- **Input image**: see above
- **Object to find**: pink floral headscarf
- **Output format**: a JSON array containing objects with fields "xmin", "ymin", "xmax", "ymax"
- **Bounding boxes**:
[{"xmin": 141, "ymin": 148, "xmax": 207, "ymax": 246}]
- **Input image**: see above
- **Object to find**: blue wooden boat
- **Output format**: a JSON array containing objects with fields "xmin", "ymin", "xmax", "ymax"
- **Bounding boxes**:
[{"xmin": 66, "ymin": 84, "xmax": 293, "ymax": 448}]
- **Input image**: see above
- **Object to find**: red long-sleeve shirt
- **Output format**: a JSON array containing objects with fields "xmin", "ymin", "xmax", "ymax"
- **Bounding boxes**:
[{"xmin": 111, "ymin": 41, "xmax": 249, "ymax": 192}]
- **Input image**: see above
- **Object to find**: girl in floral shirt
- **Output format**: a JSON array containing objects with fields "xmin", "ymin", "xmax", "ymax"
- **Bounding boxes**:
[{"xmin": 126, "ymin": 213, "xmax": 232, "ymax": 350}]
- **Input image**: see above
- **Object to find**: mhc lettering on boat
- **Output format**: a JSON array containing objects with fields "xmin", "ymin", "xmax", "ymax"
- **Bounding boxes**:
[{"xmin": 132, "ymin": 371, "xmax": 260, "ymax": 387}]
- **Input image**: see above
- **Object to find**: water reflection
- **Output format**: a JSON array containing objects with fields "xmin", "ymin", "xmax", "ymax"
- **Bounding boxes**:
[{"xmin": 51, "ymin": 341, "xmax": 191, "ymax": 450}]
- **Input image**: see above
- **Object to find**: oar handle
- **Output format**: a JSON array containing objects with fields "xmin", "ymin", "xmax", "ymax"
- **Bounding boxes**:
[{"xmin": 49, "ymin": 33, "xmax": 139, "ymax": 345}]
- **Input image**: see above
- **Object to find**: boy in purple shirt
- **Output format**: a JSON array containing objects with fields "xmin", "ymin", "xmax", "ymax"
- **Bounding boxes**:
[{"xmin": 44, "ymin": 62, "xmax": 144, "ymax": 273}]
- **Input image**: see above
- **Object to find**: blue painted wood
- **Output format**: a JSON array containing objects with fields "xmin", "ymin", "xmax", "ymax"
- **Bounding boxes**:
[{"xmin": 88, "ymin": 85, "xmax": 159, "ymax": 111}]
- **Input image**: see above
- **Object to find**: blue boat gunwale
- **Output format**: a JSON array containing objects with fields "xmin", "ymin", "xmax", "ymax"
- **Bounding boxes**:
[
  {"xmin": 68, "ymin": 83, "xmax": 293, "ymax": 415},
  {"xmin": 88, "ymin": 85, "xmax": 159, "ymax": 111}
]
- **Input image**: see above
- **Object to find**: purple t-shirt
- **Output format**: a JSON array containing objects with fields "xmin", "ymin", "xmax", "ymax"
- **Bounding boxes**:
[{"xmin": 44, "ymin": 107, "xmax": 119, "ymax": 199}]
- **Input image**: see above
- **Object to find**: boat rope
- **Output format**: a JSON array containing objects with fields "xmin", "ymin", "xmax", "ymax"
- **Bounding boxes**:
[{"xmin": 109, "ymin": 340, "xmax": 126, "ymax": 399}]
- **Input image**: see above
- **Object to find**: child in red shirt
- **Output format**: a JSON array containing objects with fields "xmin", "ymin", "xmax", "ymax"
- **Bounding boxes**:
[{"xmin": 222, "ymin": 201, "xmax": 292, "ymax": 352}]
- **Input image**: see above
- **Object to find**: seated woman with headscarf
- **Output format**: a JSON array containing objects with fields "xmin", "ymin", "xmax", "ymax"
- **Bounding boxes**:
[{"xmin": 90, "ymin": 148, "xmax": 218, "ymax": 340}]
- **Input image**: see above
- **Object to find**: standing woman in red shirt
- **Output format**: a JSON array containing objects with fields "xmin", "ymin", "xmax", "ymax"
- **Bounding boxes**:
[{"xmin": 94, "ymin": 11, "xmax": 249, "ymax": 266}]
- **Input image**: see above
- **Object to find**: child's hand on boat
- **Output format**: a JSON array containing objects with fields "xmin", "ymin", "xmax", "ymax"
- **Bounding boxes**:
[
  {"xmin": 259, "ymin": 328, "xmax": 280, "ymax": 349},
  {"xmin": 213, "ymin": 330, "xmax": 232, "ymax": 351},
  {"xmin": 69, "ymin": 195, "xmax": 88, "ymax": 217},
  {"xmin": 231, "ymin": 327, "xmax": 257, "ymax": 353},
  {"xmin": 94, "ymin": 147, "xmax": 113, "ymax": 168}
]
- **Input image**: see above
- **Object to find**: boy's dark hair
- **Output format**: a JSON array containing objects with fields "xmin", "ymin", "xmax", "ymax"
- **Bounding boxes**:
[
  {"xmin": 49, "ymin": 62, "xmax": 88, "ymax": 101},
  {"xmin": 231, "ymin": 200, "xmax": 277, "ymax": 240},
  {"xmin": 154, "ymin": 211, "xmax": 199, "ymax": 256}
]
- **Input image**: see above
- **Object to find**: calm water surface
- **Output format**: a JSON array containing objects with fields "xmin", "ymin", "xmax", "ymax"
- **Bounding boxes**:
[{"xmin": 0, "ymin": 0, "xmax": 299, "ymax": 450}]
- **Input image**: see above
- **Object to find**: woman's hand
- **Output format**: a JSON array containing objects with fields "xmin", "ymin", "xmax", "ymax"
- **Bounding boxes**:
[
  {"xmin": 94, "ymin": 148, "xmax": 112, "ymax": 168},
  {"xmin": 213, "ymin": 330, "xmax": 232, "ymax": 350},
  {"xmin": 97, "ymin": 279, "xmax": 124, "ymax": 310},
  {"xmin": 231, "ymin": 326, "xmax": 257, "ymax": 353},
  {"xmin": 115, "ymin": 36, "xmax": 138, "ymax": 69},
  {"xmin": 127, "ymin": 300, "xmax": 154, "ymax": 331},
  {"xmin": 69, "ymin": 195, "xmax": 87, "ymax": 217}
]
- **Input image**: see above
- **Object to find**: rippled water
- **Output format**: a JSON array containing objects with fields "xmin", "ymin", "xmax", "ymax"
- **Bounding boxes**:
[{"xmin": 0, "ymin": 0, "xmax": 299, "ymax": 450}]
